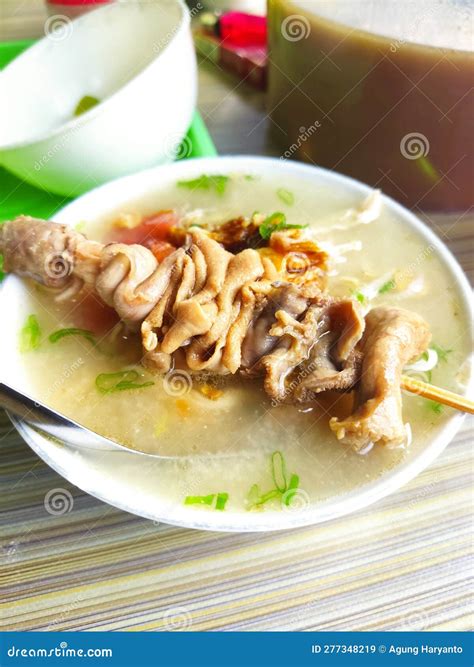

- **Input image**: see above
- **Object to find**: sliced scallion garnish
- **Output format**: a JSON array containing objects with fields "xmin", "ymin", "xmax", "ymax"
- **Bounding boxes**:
[
  {"xmin": 95, "ymin": 370, "xmax": 154, "ymax": 394},
  {"xmin": 184, "ymin": 494, "xmax": 215, "ymax": 506},
  {"xmin": 177, "ymin": 174, "xmax": 229, "ymax": 196},
  {"xmin": 283, "ymin": 474, "xmax": 300, "ymax": 506},
  {"xmin": 276, "ymin": 188, "xmax": 295, "ymax": 206},
  {"xmin": 378, "ymin": 278, "xmax": 396, "ymax": 294},
  {"xmin": 19, "ymin": 314, "xmax": 41, "ymax": 353},
  {"xmin": 247, "ymin": 451, "xmax": 302, "ymax": 510},
  {"xmin": 49, "ymin": 328, "xmax": 96, "ymax": 345},
  {"xmin": 184, "ymin": 492, "xmax": 229, "ymax": 510},
  {"xmin": 271, "ymin": 450, "xmax": 287, "ymax": 493},
  {"xmin": 431, "ymin": 343, "xmax": 452, "ymax": 363},
  {"xmin": 74, "ymin": 95, "xmax": 100, "ymax": 117},
  {"xmin": 428, "ymin": 400, "xmax": 443, "ymax": 414},
  {"xmin": 259, "ymin": 212, "xmax": 307, "ymax": 240},
  {"xmin": 215, "ymin": 493, "xmax": 229, "ymax": 511}
]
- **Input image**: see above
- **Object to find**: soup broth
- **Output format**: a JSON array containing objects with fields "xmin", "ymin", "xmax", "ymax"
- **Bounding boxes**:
[{"xmin": 17, "ymin": 173, "xmax": 471, "ymax": 512}]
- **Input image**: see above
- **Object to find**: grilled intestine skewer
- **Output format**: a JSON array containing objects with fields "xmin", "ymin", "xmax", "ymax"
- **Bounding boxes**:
[{"xmin": 0, "ymin": 215, "xmax": 432, "ymax": 451}]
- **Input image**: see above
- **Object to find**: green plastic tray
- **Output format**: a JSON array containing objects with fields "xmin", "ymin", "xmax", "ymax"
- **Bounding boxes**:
[{"xmin": 0, "ymin": 39, "xmax": 217, "ymax": 224}]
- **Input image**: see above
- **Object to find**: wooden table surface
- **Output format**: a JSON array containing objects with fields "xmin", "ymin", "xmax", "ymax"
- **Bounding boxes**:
[{"xmin": 1, "ymin": 1, "xmax": 473, "ymax": 632}]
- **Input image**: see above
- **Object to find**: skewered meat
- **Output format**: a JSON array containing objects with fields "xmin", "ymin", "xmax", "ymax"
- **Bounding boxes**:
[
  {"xmin": 0, "ymin": 216, "xmax": 431, "ymax": 451},
  {"xmin": 329, "ymin": 307, "xmax": 431, "ymax": 450}
]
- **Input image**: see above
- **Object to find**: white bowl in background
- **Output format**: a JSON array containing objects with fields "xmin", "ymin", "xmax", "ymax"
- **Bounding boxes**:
[
  {"xmin": 0, "ymin": 0, "xmax": 197, "ymax": 196},
  {"xmin": 1, "ymin": 156, "xmax": 472, "ymax": 532}
]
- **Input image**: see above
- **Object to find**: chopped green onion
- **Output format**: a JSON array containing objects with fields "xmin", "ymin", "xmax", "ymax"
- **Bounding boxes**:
[
  {"xmin": 215, "ymin": 492, "xmax": 229, "ymax": 511},
  {"xmin": 95, "ymin": 370, "xmax": 154, "ymax": 394},
  {"xmin": 257, "ymin": 489, "xmax": 281, "ymax": 505},
  {"xmin": 259, "ymin": 212, "xmax": 307, "ymax": 240},
  {"xmin": 431, "ymin": 343, "xmax": 452, "ymax": 363},
  {"xmin": 283, "ymin": 474, "xmax": 300, "ymax": 506},
  {"xmin": 184, "ymin": 492, "xmax": 229, "ymax": 510},
  {"xmin": 428, "ymin": 400, "xmax": 443, "ymax": 414},
  {"xmin": 74, "ymin": 95, "xmax": 100, "ymax": 117},
  {"xmin": 247, "ymin": 451, "xmax": 303, "ymax": 511},
  {"xmin": 244, "ymin": 174, "xmax": 257, "ymax": 181},
  {"xmin": 276, "ymin": 188, "xmax": 295, "ymax": 206},
  {"xmin": 246, "ymin": 487, "xmax": 281, "ymax": 510},
  {"xmin": 355, "ymin": 291, "xmax": 367, "ymax": 304},
  {"xmin": 378, "ymin": 278, "xmax": 396, "ymax": 294},
  {"xmin": 0, "ymin": 253, "xmax": 4, "ymax": 282},
  {"xmin": 177, "ymin": 174, "xmax": 229, "ymax": 196},
  {"xmin": 49, "ymin": 328, "xmax": 96, "ymax": 345},
  {"xmin": 246, "ymin": 484, "xmax": 261, "ymax": 507},
  {"xmin": 19, "ymin": 314, "xmax": 41, "ymax": 353},
  {"xmin": 184, "ymin": 494, "xmax": 215, "ymax": 506},
  {"xmin": 271, "ymin": 450, "xmax": 287, "ymax": 493},
  {"xmin": 417, "ymin": 155, "xmax": 440, "ymax": 183}
]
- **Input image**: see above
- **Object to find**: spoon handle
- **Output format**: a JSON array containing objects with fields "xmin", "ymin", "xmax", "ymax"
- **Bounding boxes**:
[{"xmin": 0, "ymin": 381, "xmax": 135, "ymax": 454}]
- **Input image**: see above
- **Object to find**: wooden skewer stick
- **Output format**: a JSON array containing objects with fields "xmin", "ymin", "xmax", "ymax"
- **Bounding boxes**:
[{"xmin": 401, "ymin": 375, "xmax": 474, "ymax": 414}]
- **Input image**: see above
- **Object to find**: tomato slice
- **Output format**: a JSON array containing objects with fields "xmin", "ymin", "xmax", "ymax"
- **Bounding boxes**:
[
  {"xmin": 148, "ymin": 240, "xmax": 177, "ymax": 262},
  {"xmin": 72, "ymin": 292, "xmax": 120, "ymax": 335},
  {"xmin": 108, "ymin": 210, "xmax": 179, "ymax": 247}
]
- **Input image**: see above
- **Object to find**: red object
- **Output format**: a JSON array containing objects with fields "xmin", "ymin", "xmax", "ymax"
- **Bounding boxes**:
[
  {"xmin": 106, "ymin": 210, "xmax": 179, "ymax": 260},
  {"xmin": 218, "ymin": 12, "xmax": 266, "ymax": 47},
  {"xmin": 73, "ymin": 292, "xmax": 119, "ymax": 334},
  {"xmin": 194, "ymin": 28, "xmax": 267, "ymax": 91}
]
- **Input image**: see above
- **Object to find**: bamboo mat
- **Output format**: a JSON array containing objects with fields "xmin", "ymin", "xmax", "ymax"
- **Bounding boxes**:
[{"xmin": 1, "ymin": 0, "xmax": 473, "ymax": 633}]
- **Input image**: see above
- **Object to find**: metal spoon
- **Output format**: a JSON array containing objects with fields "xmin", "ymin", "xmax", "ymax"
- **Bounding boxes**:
[{"xmin": 0, "ymin": 381, "xmax": 160, "ymax": 458}]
